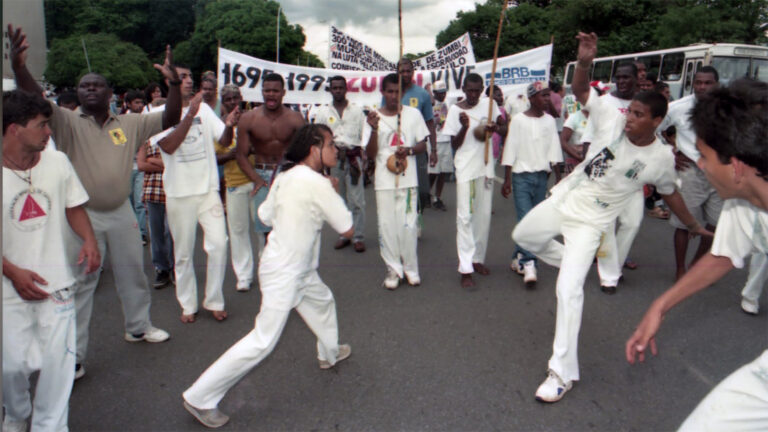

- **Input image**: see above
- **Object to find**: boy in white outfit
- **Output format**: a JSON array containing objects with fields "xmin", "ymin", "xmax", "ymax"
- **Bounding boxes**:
[
  {"xmin": 2, "ymin": 90, "xmax": 100, "ymax": 432},
  {"xmin": 152, "ymin": 70, "xmax": 238, "ymax": 323},
  {"xmin": 442, "ymin": 73, "xmax": 506, "ymax": 290},
  {"xmin": 183, "ymin": 124, "xmax": 353, "ymax": 428},
  {"xmin": 364, "ymin": 73, "xmax": 430, "ymax": 289},
  {"xmin": 512, "ymin": 32, "xmax": 705, "ymax": 403},
  {"xmin": 627, "ymin": 84, "xmax": 768, "ymax": 431}
]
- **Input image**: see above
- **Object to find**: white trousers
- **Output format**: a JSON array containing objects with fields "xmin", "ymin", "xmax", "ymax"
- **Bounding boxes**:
[
  {"xmin": 597, "ymin": 191, "xmax": 644, "ymax": 286},
  {"xmin": 679, "ymin": 349, "xmax": 768, "ymax": 431},
  {"xmin": 331, "ymin": 154, "xmax": 366, "ymax": 242},
  {"xmin": 225, "ymin": 184, "xmax": 255, "ymax": 290},
  {"xmin": 743, "ymin": 252, "xmax": 768, "ymax": 303},
  {"xmin": 3, "ymin": 286, "xmax": 76, "ymax": 431},
  {"xmin": 456, "ymin": 177, "xmax": 493, "ymax": 274},
  {"xmin": 166, "ymin": 190, "xmax": 228, "ymax": 315},
  {"xmin": 513, "ymin": 197, "xmax": 605, "ymax": 382},
  {"xmin": 183, "ymin": 271, "xmax": 340, "ymax": 409},
  {"xmin": 375, "ymin": 188, "xmax": 419, "ymax": 279}
]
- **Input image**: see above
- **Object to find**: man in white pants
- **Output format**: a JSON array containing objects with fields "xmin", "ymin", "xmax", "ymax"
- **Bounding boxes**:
[
  {"xmin": 314, "ymin": 76, "xmax": 367, "ymax": 252},
  {"xmin": 214, "ymin": 85, "xmax": 254, "ymax": 292},
  {"xmin": 513, "ymin": 32, "xmax": 705, "ymax": 403},
  {"xmin": 428, "ymin": 80, "xmax": 454, "ymax": 211},
  {"xmin": 365, "ymin": 73, "xmax": 430, "ymax": 289},
  {"xmin": 627, "ymin": 85, "xmax": 768, "ymax": 430},
  {"xmin": 153, "ymin": 70, "xmax": 237, "ymax": 323},
  {"xmin": 2, "ymin": 90, "xmax": 100, "ymax": 431},
  {"xmin": 442, "ymin": 73, "xmax": 505, "ymax": 290}
]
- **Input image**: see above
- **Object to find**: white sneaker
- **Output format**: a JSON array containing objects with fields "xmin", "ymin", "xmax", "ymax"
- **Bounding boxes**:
[
  {"xmin": 74, "ymin": 363, "xmax": 85, "ymax": 380},
  {"xmin": 2, "ymin": 418, "xmax": 27, "ymax": 432},
  {"xmin": 383, "ymin": 271, "xmax": 400, "ymax": 290},
  {"xmin": 125, "ymin": 326, "xmax": 170, "ymax": 343},
  {"xmin": 319, "ymin": 344, "xmax": 352, "ymax": 369},
  {"xmin": 510, "ymin": 253, "xmax": 524, "ymax": 275},
  {"xmin": 523, "ymin": 261, "xmax": 537, "ymax": 287},
  {"xmin": 535, "ymin": 369, "xmax": 573, "ymax": 403},
  {"xmin": 741, "ymin": 297, "xmax": 759, "ymax": 315}
]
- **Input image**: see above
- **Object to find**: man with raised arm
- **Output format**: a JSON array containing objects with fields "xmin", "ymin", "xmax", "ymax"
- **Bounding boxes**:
[{"xmin": 8, "ymin": 24, "xmax": 181, "ymax": 380}]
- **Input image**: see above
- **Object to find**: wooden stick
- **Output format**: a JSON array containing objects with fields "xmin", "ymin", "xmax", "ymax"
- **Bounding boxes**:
[
  {"xmin": 485, "ymin": 0, "xmax": 509, "ymax": 165},
  {"xmin": 396, "ymin": 0, "xmax": 403, "ymax": 187}
]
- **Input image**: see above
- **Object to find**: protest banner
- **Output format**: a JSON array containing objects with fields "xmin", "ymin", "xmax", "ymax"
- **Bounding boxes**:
[
  {"xmin": 328, "ymin": 25, "xmax": 396, "ymax": 71},
  {"xmin": 412, "ymin": 33, "xmax": 476, "ymax": 70},
  {"xmin": 218, "ymin": 44, "xmax": 551, "ymax": 108}
]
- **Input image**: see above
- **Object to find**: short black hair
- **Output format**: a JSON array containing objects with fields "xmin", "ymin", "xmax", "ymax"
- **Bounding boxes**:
[
  {"xmin": 3, "ymin": 90, "xmax": 53, "ymax": 135},
  {"xmin": 615, "ymin": 62, "xmax": 638, "ymax": 79},
  {"xmin": 550, "ymin": 81, "xmax": 562, "ymax": 93},
  {"xmin": 728, "ymin": 77, "xmax": 768, "ymax": 110},
  {"xmin": 397, "ymin": 58, "xmax": 413, "ymax": 69},
  {"xmin": 144, "ymin": 82, "xmax": 162, "ymax": 102},
  {"xmin": 125, "ymin": 89, "xmax": 145, "ymax": 103},
  {"xmin": 381, "ymin": 73, "xmax": 399, "ymax": 91},
  {"xmin": 282, "ymin": 123, "xmax": 333, "ymax": 171},
  {"xmin": 695, "ymin": 66, "xmax": 719, "ymax": 83},
  {"xmin": 263, "ymin": 73, "xmax": 285, "ymax": 88},
  {"xmin": 485, "ymin": 85, "xmax": 501, "ymax": 97},
  {"xmin": 690, "ymin": 87, "xmax": 768, "ymax": 179},
  {"xmin": 329, "ymin": 76, "xmax": 347, "ymax": 86},
  {"xmin": 463, "ymin": 73, "xmax": 483, "ymax": 87},
  {"xmin": 56, "ymin": 90, "xmax": 79, "ymax": 107},
  {"xmin": 633, "ymin": 90, "xmax": 668, "ymax": 119},
  {"xmin": 200, "ymin": 78, "xmax": 216, "ymax": 88},
  {"xmin": 78, "ymin": 72, "xmax": 110, "ymax": 87}
]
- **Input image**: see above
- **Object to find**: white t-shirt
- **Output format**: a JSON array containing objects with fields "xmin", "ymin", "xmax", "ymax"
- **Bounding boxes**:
[
  {"xmin": 563, "ymin": 110, "xmax": 589, "ymax": 146},
  {"xmin": 501, "ymin": 112, "xmax": 563, "ymax": 173},
  {"xmin": 362, "ymin": 106, "xmax": 430, "ymax": 191},
  {"xmin": 257, "ymin": 165, "xmax": 353, "ymax": 309},
  {"xmin": 551, "ymin": 88, "xmax": 677, "ymax": 229},
  {"xmin": 442, "ymin": 98, "xmax": 501, "ymax": 183},
  {"xmin": 711, "ymin": 199, "xmax": 768, "ymax": 269},
  {"xmin": 150, "ymin": 103, "xmax": 225, "ymax": 198},
  {"xmin": 660, "ymin": 95, "xmax": 698, "ymax": 161},
  {"xmin": 314, "ymin": 103, "xmax": 365, "ymax": 149},
  {"xmin": 3, "ymin": 150, "xmax": 89, "ymax": 296},
  {"xmin": 433, "ymin": 99, "xmax": 451, "ymax": 143},
  {"xmin": 580, "ymin": 91, "xmax": 631, "ymax": 146}
]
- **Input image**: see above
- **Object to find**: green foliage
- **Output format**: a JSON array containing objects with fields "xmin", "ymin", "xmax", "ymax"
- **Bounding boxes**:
[{"xmin": 44, "ymin": 33, "xmax": 157, "ymax": 92}]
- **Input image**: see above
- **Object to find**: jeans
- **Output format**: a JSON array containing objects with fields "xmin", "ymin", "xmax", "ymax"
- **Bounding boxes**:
[
  {"xmin": 129, "ymin": 169, "xmax": 147, "ymax": 237},
  {"xmin": 512, "ymin": 171, "xmax": 548, "ymax": 265},
  {"xmin": 146, "ymin": 201, "xmax": 174, "ymax": 273}
]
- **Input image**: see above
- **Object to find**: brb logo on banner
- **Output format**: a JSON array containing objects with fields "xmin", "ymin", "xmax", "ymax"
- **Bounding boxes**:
[{"xmin": 485, "ymin": 67, "xmax": 546, "ymax": 86}]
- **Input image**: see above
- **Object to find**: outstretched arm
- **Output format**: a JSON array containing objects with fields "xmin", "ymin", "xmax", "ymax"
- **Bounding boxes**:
[
  {"xmin": 8, "ymin": 24, "xmax": 43, "ymax": 95},
  {"xmin": 573, "ymin": 32, "xmax": 598, "ymax": 107},
  {"xmin": 154, "ymin": 45, "xmax": 182, "ymax": 130}
]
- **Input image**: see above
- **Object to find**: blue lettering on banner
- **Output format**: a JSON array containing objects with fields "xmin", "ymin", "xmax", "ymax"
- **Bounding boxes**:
[{"xmin": 484, "ymin": 68, "xmax": 547, "ymax": 86}]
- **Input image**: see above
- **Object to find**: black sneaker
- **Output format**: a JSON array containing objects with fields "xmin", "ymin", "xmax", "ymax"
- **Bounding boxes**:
[
  {"xmin": 433, "ymin": 199, "xmax": 447, "ymax": 211},
  {"xmin": 154, "ymin": 270, "xmax": 171, "ymax": 288}
]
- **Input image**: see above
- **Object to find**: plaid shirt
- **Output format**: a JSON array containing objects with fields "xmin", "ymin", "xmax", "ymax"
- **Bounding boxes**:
[{"xmin": 142, "ymin": 142, "xmax": 166, "ymax": 203}]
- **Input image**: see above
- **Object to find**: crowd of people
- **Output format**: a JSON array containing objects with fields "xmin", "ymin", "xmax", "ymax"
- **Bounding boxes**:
[{"xmin": 3, "ymin": 22, "xmax": 768, "ymax": 430}]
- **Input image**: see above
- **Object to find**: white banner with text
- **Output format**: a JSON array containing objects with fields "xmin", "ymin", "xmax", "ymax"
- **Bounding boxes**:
[{"xmin": 412, "ymin": 33, "xmax": 476, "ymax": 70}]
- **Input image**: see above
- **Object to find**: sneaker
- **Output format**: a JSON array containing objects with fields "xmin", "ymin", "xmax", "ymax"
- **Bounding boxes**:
[
  {"xmin": 433, "ymin": 198, "xmax": 447, "ymax": 211},
  {"xmin": 125, "ymin": 326, "xmax": 170, "ymax": 343},
  {"xmin": 741, "ymin": 297, "xmax": 759, "ymax": 315},
  {"xmin": 383, "ymin": 271, "xmax": 400, "ymax": 290},
  {"xmin": 600, "ymin": 285, "xmax": 617, "ymax": 295},
  {"xmin": 353, "ymin": 241, "xmax": 366, "ymax": 253},
  {"xmin": 183, "ymin": 400, "xmax": 229, "ymax": 428},
  {"xmin": 142, "ymin": 235, "xmax": 148, "ymax": 246},
  {"xmin": 523, "ymin": 261, "xmax": 537, "ymax": 287},
  {"xmin": 74, "ymin": 363, "xmax": 85, "ymax": 380},
  {"xmin": 510, "ymin": 253, "xmax": 524, "ymax": 275},
  {"xmin": 334, "ymin": 238, "xmax": 351, "ymax": 250},
  {"xmin": 154, "ymin": 270, "xmax": 171, "ymax": 289},
  {"xmin": 1, "ymin": 418, "xmax": 28, "ymax": 432},
  {"xmin": 535, "ymin": 369, "xmax": 573, "ymax": 403},
  {"xmin": 319, "ymin": 344, "xmax": 352, "ymax": 369}
]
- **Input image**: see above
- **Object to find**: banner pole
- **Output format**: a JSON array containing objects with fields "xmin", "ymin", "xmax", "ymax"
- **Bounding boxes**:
[
  {"xmin": 485, "ymin": 0, "xmax": 509, "ymax": 165},
  {"xmin": 395, "ymin": 0, "xmax": 403, "ymax": 188}
]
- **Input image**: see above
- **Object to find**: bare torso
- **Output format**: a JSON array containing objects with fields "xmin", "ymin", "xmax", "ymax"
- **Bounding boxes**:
[{"xmin": 240, "ymin": 106, "xmax": 305, "ymax": 164}]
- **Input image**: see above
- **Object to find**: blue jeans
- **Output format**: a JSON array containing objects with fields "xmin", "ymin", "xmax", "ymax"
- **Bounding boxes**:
[
  {"xmin": 129, "ymin": 169, "xmax": 147, "ymax": 237},
  {"xmin": 146, "ymin": 201, "xmax": 174, "ymax": 272},
  {"xmin": 512, "ymin": 171, "xmax": 548, "ymax": 264},
  {"xmin": 251, "ymin": 167, "xmax": 278, "ymax": 233}
]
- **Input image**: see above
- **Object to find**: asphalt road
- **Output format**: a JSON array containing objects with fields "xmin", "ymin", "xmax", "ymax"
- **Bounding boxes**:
[{"xmin": 69, "ymin": 179, "xmax": 766, "ymax": 431}]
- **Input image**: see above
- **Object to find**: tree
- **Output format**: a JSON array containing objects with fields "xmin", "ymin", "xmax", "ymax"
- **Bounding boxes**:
[
  {"xmin": 655, "ymin": 0, "xmax": 768, "ymax": 47},
  {"xmin": 45, "ymin": 33, "xmax": 158, "ymax": 92}
]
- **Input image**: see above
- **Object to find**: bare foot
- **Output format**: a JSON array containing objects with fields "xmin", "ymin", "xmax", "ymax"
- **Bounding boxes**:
[
  {"xmin": 181, "ymin": 313, "xmax": 196, "ymax": 323},
  {"xmin": 623, "ymin": 259, "xmax": 638, "ymax": 270},
  {"xmin": 472, "ymin": 262, "xmax": 490, "ymax": 275},
  {"xmin": 212, "ymin": 310, "xmax": 228, "ymax": 321},
  {"xmin": 461, "ymin": 274, "xmax": 476, "ymax": 291}
]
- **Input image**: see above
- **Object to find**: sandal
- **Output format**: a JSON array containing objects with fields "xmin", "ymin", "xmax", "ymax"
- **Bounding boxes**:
[{"xmin": 647, "ymin": 206, "xmax": 670, "ymax": 220}]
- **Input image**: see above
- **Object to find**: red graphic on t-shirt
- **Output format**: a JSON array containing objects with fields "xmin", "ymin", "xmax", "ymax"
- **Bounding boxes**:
[
  {"xmin": 18, "ymin": 194, "xmax": 46, "ymax": 221},
  {"xmin": 390, "ymin": 133, "xmax": 403, "ymax": 147}
]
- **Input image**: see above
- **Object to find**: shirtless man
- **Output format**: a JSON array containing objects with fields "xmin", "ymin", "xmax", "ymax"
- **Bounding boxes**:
[{"xmin": 236, "ymin": 73, "xmax": 305, "ymax": 239}]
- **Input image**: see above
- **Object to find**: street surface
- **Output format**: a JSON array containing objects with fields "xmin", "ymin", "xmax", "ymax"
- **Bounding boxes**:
[{"xmin": 69, "ymin": 179, "xmax": 766, "ymax": 431}]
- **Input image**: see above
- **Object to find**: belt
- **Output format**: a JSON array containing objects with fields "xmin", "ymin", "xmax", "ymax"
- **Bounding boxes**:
[{"xmin": 253, "ymin": 163, "xmax": 278, "ymax": 170}]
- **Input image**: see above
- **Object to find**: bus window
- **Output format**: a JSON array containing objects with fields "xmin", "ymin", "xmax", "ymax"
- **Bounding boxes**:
[
  {"xmin": 637, "ymin": 54, "xmax": 661, "ymax": 80},
  {"xmin": 711, "ymin": 56, "xmax": 751, "ymax": 85},
  {"xmin": 593, "ymin": 60, "xmax": 613, "ymax": 83},
  {"xmin": 565, "ymin": 64, "xmax": 574, "ymax": 86},
  {"xmin": 753, "ymin": 58, "xmax": 768, "ymax": 82},
  {"xmin": 683, "ymin": 60, "xmax": 695, "ymax": 96},
  {"xmin": 660, "ymin": 52, "xmax": 684, "ymax": 81}
]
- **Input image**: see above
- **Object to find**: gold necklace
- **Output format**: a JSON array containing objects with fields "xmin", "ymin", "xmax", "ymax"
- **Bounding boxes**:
[{"xmin": 4, "ymin": 155, "xmax": 36, "ymax": 192}]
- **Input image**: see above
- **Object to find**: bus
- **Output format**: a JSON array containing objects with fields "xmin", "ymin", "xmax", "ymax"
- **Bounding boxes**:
[{"xmin": 563, "ymin": 43, "xmax": 768, "ymax": 100}]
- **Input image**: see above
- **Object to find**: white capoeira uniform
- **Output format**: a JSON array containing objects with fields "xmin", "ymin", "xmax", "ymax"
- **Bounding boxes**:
[
  {"xmin": 442, "ymin": 98, "xmax": 500, "ymax": 274},
  {"xmin": 183, "ymin": 165, "xmax": 353, "ymax": 409},
  {"xmin": 743, "ymin": 252, "xmax": 767, "ymax": 307},
  {"xmin": 3, "ymin": 150, "xmax": 88, "ymax": 431},
  {"xmin": 151, "ymin": 103, "xmax": 228, "ymax": 316},
  {"xmin": 678, "ymin": 198, "xmax": 768, "ymax": 430},
  {"xmin": 362, "ymin": 106, "xmax": 430, "ymax": 280},
  {"xmin": 512, "ymin": 87, "xmax": 678, "ymax": 383}
]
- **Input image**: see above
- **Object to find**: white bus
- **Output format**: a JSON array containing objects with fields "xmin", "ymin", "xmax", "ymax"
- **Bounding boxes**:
[{"xmin": 563, "ymin": 43, "xmax": 768, "ymax": 100}]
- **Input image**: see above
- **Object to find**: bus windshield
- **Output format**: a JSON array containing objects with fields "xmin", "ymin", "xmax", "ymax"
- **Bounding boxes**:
[{"xmin": 711, "ymin": 56, "xmax": 768, "ymax": 85}]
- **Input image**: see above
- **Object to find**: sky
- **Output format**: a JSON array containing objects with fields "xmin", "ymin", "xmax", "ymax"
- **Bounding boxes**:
[{"xmin": 277, "ymin": 0, "xmax": 478, "ymax": 66}]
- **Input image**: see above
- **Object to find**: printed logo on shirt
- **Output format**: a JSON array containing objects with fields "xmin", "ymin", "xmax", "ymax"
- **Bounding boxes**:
[
  {"xmin": 9, "ymin": 189, "xmax": 51, "ymax": 232},
  {"xmin": 108, "ymin": 128, "xmax": 128, "ymax": 146},
  {"xmin": 624, "ymin": 160, "xmax": 646, "ymax": 181},
  {"xmin": 328, "ymin": 116, "xmax": 336, "ymax": 124},
  {"xmin": 389, "ymin": 132, "xmax": 404, "ymax": 147},
  {"xmin": 584, "ymin": 147, "xmax": 615, "ymax": 180},
  {"xmin": 409, "ymin": 97, "xmax": 419, "ymax": 108}
]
